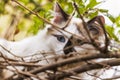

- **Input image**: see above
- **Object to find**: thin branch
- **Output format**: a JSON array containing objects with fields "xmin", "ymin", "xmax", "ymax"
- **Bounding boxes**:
[
  {"xmin": 0, "ymin": 51, "xmax": 21, "ymax": 77},
  {"xmin": 48, "ymin": 58, "xmax": 120, "ymax": 79},
  {"xmin": 0, "ymin": 44, "xmax": 23, "ymax": 58},
  {"xmin": 0, "ymin": 61, "xmax": 42, "ymax": 67},
  {"xmin": 11, "ymin": 0, "xmax": 59, "ymax": 29},
  {"xmin": 73, "ymin": 2, "xmax": 92, "ymax": 42},
  {"xmin": 14, "ymin": 70, "xmax": 42, "ymax": 80},
  {"xmin": 73, "ymin": 2, "xmax": 101, "ymax": 51},
  {"xmin": 29, "ymin": 51, "xmax": 120, "ymax": 74},
  {"xmin": 62, "ymin": 10, "xmax": 75, "ymax": 29},
  {"xmin": 11, "ymin": 0, "xmax": 82, "ymax": 39}
]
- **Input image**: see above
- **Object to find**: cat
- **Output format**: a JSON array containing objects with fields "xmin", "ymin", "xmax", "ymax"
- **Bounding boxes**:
[
  {"xmin": 0, "ymin": 2, "xmax": 82, "ymax": 79},
  {"xmin": 1, "ymin": 2, "xmax": 116, "ymax": 80}
]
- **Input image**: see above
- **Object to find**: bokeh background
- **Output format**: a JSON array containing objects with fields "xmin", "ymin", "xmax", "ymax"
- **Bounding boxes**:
[{"xmin": 0, "ymin": 0, "xmax": 120, "ymax": 41}]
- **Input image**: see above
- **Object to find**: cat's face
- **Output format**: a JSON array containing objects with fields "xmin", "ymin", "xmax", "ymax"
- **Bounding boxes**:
[{"xmin": 47, "ymin": 3, "xmax": 106, "ymax": 55}]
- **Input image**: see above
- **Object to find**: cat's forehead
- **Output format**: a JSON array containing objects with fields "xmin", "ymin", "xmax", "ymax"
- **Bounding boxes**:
[
  {"xmin": 70, "ymin": 17, "xmax": 82, "ymax": 24},
  {"xmin": 64, "ymin": 17, "xmax": 83, "ymax": 33},
  {"xmin": 47, "ymin": 17, "xmax": 83, "ymax": 38}
]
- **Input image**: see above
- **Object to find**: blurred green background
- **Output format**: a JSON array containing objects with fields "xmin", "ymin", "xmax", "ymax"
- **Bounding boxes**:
[{"xmin": 0, "ymin": 0, "xmax": 120, "ymax": 41}]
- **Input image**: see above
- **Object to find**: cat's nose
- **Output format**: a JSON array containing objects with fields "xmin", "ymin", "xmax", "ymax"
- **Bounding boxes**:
[
  {"xmin": 64, "ymin": 46, "xmax": 76, "ymax": 54},
  {"xmin": 63, "ymin": 39, "xmax": 76, "ymax": 55}
]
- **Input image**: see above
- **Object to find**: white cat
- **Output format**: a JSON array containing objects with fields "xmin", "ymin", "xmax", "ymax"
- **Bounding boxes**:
[
  {"xmin": 1, "ymin": 2, "xmax": 118, "ymax": 80},
  {"xmin": 0, "ymin": 2, "xmax": 82, "ymax": 79}
]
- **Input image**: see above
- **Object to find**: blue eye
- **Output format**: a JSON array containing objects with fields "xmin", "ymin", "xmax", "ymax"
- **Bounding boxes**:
[
  {"xmin": 57, "ymin": 35, "xmax": 66, "ymax": 42},
  {"xmin": 53, "ymin": 35, "xmax": 66, "ymax": 42}
]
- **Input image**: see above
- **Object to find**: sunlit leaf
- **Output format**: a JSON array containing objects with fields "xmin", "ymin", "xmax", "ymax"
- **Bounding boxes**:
[
  {"xmin": 115, "ymin": 15, "xmax": 120, "ymax": 27},
  {"xmin": 107, "ymin": 14, "xmax": 115, "ymax": 23},
  {"xmin": 86, "ymin": 0, "xmax": 100, "ymax": 9},
  {"xmin": 88, "ymin": 11, "xmax": 98, "ymax": 18},
  {"xmin": 99, "ymin": 9, "xmax": 108, "ymax": 13},
  {"xmin": 0, "ymin": 0, "xmax": 6, "ymax": 14},
  {"xmin": 18, "ymin": 0, "xmax": 29, "ymax": 5},
  {"xmin": 0, "ymin": 0, "xmax": 119, "ymax": 41},
  {"xmin": 105, "ymin": 25, "xmax": 119, "ymax": 41}
]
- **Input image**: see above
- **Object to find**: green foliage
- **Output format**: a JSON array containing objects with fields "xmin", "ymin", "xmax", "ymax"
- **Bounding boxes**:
[
  {"xmin": 105, "ymin": 14, "xmax": 120, "ymax": 41},
  {"xmin": 107, "ymin": 14, "xmax": 115, "ymax": 23},
  {"xmin": 0, "ymin": 0, "xmax": 9, "ymax": 14},
  {"xmin": 86, "ymin": 0, "xmax": 100, "ymax": 9},
  {"xmin": 116, "ymin": 16, "xmax": 120, "ymax": 27},
  {"xmin": 106, "ymin": 25, "xmax": 119, "ymax": 41},
  {"xmin": 0, "ymin": 0, "xmax": 120, "ymax": 41},
  {"xmin": 28, "ymin": 16, "xmax": 43, "ymax": 35}
]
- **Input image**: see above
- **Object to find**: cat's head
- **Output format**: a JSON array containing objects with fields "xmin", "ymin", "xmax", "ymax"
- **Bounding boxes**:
[{"xmin": 46, "ymin": 2, "xmax": 106, "ymax": 55}]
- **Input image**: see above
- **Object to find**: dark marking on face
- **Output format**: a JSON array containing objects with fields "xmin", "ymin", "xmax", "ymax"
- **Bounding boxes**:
[{"xmin": 63, "ymin": 36, "xmax": 76, "ymax": 54}]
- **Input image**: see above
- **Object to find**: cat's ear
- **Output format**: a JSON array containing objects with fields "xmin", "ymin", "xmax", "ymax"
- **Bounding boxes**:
[
  {"xmin": 87, "ymin": 16, "xmax": 105, "ymax": 27},
  {"xmin": 87, "ymin": 16, "xmax": 107, "ymax": 51},
  {"xmin": 53, "ymin": 2, "xmax": 69, "ymax": 24},
  {"xmin": 87, "ymin": 16, "xmax": 105, "ymax": 35}
]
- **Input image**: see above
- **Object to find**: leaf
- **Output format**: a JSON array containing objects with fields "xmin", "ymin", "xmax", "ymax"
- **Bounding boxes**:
[
  {"xmin": 107, "ymin": 14, "xmax": 115, "ymax": 23},
  {"xmin": 19, "ymin": 0, "xmax": 29, "ymax": 5},
  {"xmin": 99, "ymin": 9, "xmax": 108, "ymax": 13},
  {"xmin": 115, "ymin": 15, "xmax": 120, "ymax": 27},
  {"xmin": 88, "ymin": 11, "xmax": 98, "ymax": 19},
  {"xmin": 0, "ymin": 1, "xmax": 6, "ymax": 14},
  {"xmin": 78, "ymin": 5, "xmax": 86, "ymax": 14},
  {"xmin": 105, "ymin": 25, "xmax": 119, "ymax": 41},
  {"xmin": 86, "ymin": 0, "xmax": 100, "ymax": 9}
]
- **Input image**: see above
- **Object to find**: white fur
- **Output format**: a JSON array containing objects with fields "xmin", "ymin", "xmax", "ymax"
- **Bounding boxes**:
[
  {"xmin": 1, "ymin": 13, "xmax": 119, "ymax": 80},
  {"xmin": 0, "ymin": 17, "xmax": 83, "ymax": 79},
  {"xmin": 0, "ymin": 17, "xmax": 82, "ymax": 58}
]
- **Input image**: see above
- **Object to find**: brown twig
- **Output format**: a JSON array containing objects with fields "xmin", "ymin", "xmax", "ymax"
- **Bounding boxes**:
[
  {"xmin": 11, "ymin": 0, "xmax": 59, "ymax": 29},
  {"xmin": 0, "ymin": 51, "xmax": 21, "ymax": 77},
  {"xmin": 29, "ymin": 51, "xmax": 120, "ymax": 74},
  {"xmin": 73, "ymin": 2, "xmax": 101, "ymax": 51},
  {"xmin": 0, "ymin": 61, "xmax": 42, "ymax": 67},
  {"xmin": 48, "ymin": 58, "xmax": 120, "ymax": 79},
  {"xmin": 73, "ymin": 2, "xmax": 92, "ymax": 42},
  {"xmin": 62, "ymin": 10, "xmax": 75, "ymax": 29},
  {"xmin": 14, "ymin": 70, "xmax": 42, "ymax": 80},
  {"xmin": 0, "ymin": 44, "xmax": 23, "ymax": 58},
  {"xmin": 11, "ymin": 0, "xmax": 82, "ymax": 39}
]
